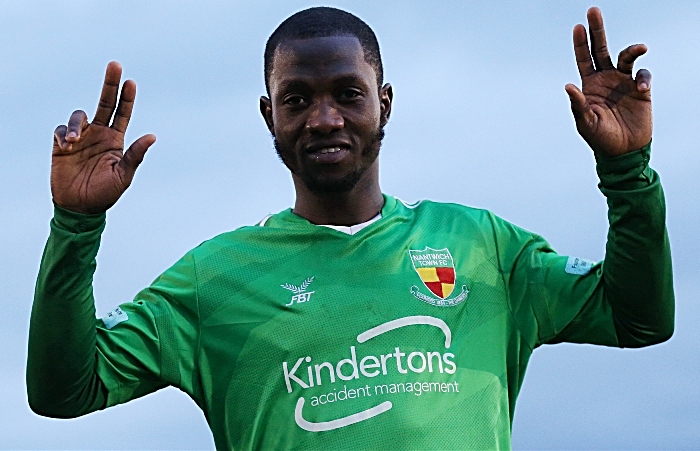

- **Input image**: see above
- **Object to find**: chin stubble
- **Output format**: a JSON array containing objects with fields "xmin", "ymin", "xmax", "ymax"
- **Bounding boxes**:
[{"xmin": 273, "ymin": 127, "xmax": 385, "ymax": 195}]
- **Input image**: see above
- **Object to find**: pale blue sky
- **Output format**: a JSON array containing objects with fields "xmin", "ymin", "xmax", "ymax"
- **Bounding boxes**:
[{"xmin": 1, "ymin": 1, "xmax": 698, "ymax": 449}]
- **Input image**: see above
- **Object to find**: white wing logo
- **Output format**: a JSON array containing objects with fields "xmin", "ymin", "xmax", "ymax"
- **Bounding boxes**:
[
  {"xmin": 281, "ymin": 277, "xmax": 314, "ymax": 294},
  {"xmin": 294, "ymin": 316, "xmax": 451, "ymax": 432}
]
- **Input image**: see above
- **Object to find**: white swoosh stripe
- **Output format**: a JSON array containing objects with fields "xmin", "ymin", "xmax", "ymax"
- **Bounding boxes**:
[
  {"xmin": 256, "ymin": 214, "xmax": 272, "ymax": 227},
  {"xmin": 294, "ymin": 397, "xmax": 393, "ymax": 432},
  {"xmin": 356, "ymin": 315, "xmax": 452, "ymax": 348},
  {"xmin": 397, "ymin": 198, "xmax": 422, "ymax": 209}
]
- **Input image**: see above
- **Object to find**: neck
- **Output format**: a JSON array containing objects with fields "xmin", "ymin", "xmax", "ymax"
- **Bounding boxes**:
[{"xmin": 291, "ymin": 164, "xmax": 384, "ymax": 226}]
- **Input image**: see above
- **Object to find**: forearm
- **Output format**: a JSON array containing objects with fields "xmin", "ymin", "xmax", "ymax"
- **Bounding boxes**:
[
  {"xmin": 27, "ymin": 205, "xmax": 108, "ymax": 417},
  {"xmin": 598, "ymin": 142, "xmax": 674, "ymax": 347}
]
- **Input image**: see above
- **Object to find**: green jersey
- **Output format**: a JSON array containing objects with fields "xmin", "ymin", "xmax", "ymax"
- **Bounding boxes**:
[{"xmin": 28, "ymin": 145, "xmax": 674, "ymax": 450}]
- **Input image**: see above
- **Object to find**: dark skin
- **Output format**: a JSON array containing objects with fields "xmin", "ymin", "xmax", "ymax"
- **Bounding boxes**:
[
  {"xmin": 52, "ymin": 63, "xmax": 156, "ymax": 214},
  {"xmin": 565, "ymin": 7, "xmax": 652, "ymax": 155},
  {"xmin": 51, "ymin": 7, "xmax": 651, "ymax": 223},
  {"xmin": 260, "ymin": 35, "xmax": 392, "ymax": 225}
]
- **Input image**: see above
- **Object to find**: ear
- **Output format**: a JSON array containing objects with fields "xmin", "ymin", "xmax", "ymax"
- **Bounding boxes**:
[
  {"xmin": 260, "ymin": 96, "xmax": 274, "ymax": 135},
  {"xmin": 379, "ymin": 83, "xmax": 393, "ymax": 127}
]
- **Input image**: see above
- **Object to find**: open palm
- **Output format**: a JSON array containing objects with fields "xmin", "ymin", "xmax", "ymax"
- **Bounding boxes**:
[
  {"xmin": 51, "ymin": 62, "xmax": 156, "ymax": 214},
  {"xmin": 565, "ymin": 8, "xmax": 652, "ymax": 157}
]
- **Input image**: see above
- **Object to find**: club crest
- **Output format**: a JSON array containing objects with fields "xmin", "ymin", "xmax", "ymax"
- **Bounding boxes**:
[{"xmin": 408, "ymin": 247, "xmax": 468, "ymax": 307}]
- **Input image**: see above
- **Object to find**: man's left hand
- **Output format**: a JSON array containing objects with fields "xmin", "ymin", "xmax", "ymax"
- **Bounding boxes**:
[{"xmin": 565, "ymin": 7, "xmax": 652, "ymax": 158}]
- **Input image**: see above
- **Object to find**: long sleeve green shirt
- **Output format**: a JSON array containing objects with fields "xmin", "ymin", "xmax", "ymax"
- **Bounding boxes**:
[{"xmin": 27, "ymin": 144, "xmax": 674, "ymax": 450}]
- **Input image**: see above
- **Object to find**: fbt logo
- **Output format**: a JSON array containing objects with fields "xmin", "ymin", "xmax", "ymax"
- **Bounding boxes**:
[{"xmin": 281, "ymin": 276, "xmax": 315, "ymax": 307}]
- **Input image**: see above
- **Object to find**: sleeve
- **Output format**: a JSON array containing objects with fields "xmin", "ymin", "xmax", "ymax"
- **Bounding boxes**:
[
  {"xmin": 495, "ymin": 142, "xmax": 674, "ymax": 350},
  {"xmin": 27, "ymin": 204, "xmax": 201, "ymax": 418}
]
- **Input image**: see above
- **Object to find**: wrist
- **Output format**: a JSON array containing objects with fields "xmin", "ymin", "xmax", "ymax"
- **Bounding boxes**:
[
  {"xmin": 52, "ymin": 201, "xmax": 106, "ymax": 234},
  {"xmin": 596, "ymin": 140, "xmax": 653, "ymax": 190}
]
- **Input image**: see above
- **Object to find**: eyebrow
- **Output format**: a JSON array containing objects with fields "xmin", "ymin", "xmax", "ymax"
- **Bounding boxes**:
[
  {"xmin": 276, "ymin": 74, "xmax": 368, "ymax": 95},
  {"xmin": 331, "ymin": 75, "xmax": 366, "ymax": 86},
  {"xmin": 276, "ymin": 80, "xmax": 310, "ymax": 94}
]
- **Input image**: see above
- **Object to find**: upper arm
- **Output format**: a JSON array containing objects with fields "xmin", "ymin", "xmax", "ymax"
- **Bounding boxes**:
[
  {"xmin": 94, "ymin": 251, "xmax": 201, "ymax": 407},
  {"xmin": 492, "ymin": 213, "xmax": 619, "ymax": 349}
]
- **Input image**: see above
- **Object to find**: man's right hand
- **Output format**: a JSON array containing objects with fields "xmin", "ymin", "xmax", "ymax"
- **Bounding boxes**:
[{"xmin": 52, "ymin": 61, "xmax": 156, "ymax": 214}]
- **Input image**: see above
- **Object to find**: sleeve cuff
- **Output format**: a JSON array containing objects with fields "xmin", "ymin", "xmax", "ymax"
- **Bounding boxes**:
[
  {"xmin": 52, "ymin": 202, "xmax": 106, "ymax": 234},
  {"xmin": 595, "ymin": 141, "xmax": 653, "ymax": 190}
]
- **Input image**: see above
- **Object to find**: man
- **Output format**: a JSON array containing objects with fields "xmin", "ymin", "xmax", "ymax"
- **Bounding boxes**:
[{"xmin": 27, "ymin": 6, "xmax": 673, "ymax": 450}]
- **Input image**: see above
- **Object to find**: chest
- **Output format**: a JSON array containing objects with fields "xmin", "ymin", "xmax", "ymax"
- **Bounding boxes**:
[{"xmin": 198, "ymin": 229, "xmax": 515, "ymax": 382}]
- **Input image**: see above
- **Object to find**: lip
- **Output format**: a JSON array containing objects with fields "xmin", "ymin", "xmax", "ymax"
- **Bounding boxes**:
[
  {"xmin": 307, "ymin": 147, "xmax": 351, "ymax": 164},
  {"xmin": 304, "ymin": 141, "xmax": 352, "ymax": 154},
  {"xmin": 304, "ymin": 141, "xmax": 352, "ymax": 164}
]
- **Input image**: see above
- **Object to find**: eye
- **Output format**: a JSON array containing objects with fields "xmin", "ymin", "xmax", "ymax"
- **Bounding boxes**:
[
  {"xmin": 339, "ymin": 89, "xmax": 363, "ymax": 101},
  {"xmin": 283, "ymin": 95, "xmax": 308, "ymax": 107}
]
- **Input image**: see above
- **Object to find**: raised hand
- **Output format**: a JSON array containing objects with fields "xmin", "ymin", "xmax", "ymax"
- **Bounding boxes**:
[
  {"xmin": 51, "ymin": 62, "xmax": 156, "ymax": 214},
  {"xmin": 565, "ymin": 7, "xmax": 652, "ymax": 157}
]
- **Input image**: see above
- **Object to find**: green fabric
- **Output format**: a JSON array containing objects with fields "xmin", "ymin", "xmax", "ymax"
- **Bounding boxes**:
[
  {"xmin": 27, "ymin": 205, "xmax": 107, "ymax": 417},
  {"xmin": 28, "ymin": 144, "xmax": 673, "ymax": 450}
]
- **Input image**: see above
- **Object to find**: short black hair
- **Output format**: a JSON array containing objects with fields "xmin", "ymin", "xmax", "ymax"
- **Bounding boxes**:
[{"xmin": 264, "ymin": 7, "xmax": 383, "ymax": 94}]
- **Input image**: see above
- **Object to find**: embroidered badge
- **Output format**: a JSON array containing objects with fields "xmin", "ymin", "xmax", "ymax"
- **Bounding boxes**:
[
  {"xmin": 281, "ymin": 277, "xmax": 315, "ymax": 307},
  {"xmin": 408, "ymin": 247, "xmax": 468, "ymax": 307}
]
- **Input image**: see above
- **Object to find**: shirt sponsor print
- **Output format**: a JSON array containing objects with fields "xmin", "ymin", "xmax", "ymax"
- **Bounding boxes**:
[
  {"xmin": 282, "ymin": 316, "xmax": 460, "ymax": 432},
  {"xmin": 408, "ymin": 247, "xmax": 469, "ymax": 307}
]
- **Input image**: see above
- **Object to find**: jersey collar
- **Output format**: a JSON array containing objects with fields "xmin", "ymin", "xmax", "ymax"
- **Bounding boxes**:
[{"xmin": 265, "ymin": 194, "xmax": 398, "ymax": 234}]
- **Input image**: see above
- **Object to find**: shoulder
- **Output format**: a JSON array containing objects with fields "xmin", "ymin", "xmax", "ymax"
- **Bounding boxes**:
[
  {"xmin": 189, "ymin": 224, "xmax": 275, "ymax": 259},
  {"xmin": 186, "ymin": 209, "xmax": 316, "ymax": 264},
  {"xmin": 393, "ymin": 196, "xmax": 542, "ymax": 248},
  {"xmin": 394, "ymin": 197, "xmax": 496, "ymax": 229}
]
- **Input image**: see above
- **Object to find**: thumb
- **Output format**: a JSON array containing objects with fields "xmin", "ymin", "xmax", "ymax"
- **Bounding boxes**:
[
  {"xmin": 565, "ymin": 83, "xmax": 596, "ymax": 126},
  {"xmin": 118, "ymin": 133, "xmax": 156, "ymax": 184}
]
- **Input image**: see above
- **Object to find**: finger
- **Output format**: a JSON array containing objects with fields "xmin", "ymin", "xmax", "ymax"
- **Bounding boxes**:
[
  {"xmin": 573, "ymin": 24, "xmax": 595, "ymax": 78},
  {"xmin": 635, "ymin": 68, "xmax": 652, "ymax": 92},
  {"xmin": 93, "ymin": 61, "xmax": 122, "ymax": 126},
  {"xmin": 565, "ymin": 83, "xmax": 596, "ymax": 125},
  {"xmin": 66, "ymin": 110, "xmax": 88, "ymax": 142},
  {"xmin": 53, "ymin": 125, "xmax": 70, "ymax": 151},
  {"xmin": 117, "ymin": 134, "xmax": 156, "ymax": 184},
  {"xmin": 111, "ymin": 80, "xmax": 136, "ymax": 133},
  {"xmin": 617, "ymin": 44, "xmax": 647, "ymax": 75},
  {"xmin": 587, "ymin": 7, "xmax": 614, "ymax": 70}
]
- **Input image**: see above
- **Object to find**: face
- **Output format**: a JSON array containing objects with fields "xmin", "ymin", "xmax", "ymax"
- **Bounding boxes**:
[{"xmin": 260, "ymin": 35, "xmax": 392, "ymax": 195}]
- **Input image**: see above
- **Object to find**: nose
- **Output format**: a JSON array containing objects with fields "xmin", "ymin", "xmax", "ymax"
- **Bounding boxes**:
[{"xmin": 305, "ymin": 99, "xmax": 344, "ymax": 134}]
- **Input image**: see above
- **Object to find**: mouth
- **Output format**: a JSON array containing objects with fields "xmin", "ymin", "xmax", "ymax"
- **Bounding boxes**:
[
  {"xmin": 306, "ymin": 145, "xmax": 351, "ymax": 163},
  {"xmin": 316, "ymin": 146, "xmax": 344, "ymax": 154}
]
